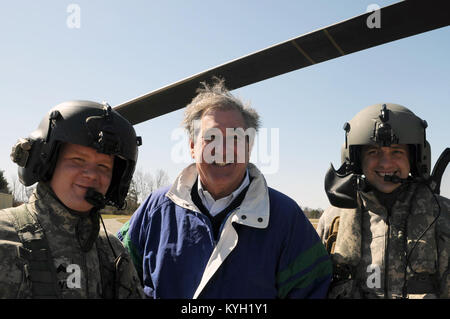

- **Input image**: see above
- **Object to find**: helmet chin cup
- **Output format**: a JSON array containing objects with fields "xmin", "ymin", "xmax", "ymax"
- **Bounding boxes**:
[{"xmin": 324, "ymin": 162, "xmax": 359, "ymax": 209}]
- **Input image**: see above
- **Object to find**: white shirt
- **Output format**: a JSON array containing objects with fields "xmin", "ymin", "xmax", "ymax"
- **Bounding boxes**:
[{"xmin": 197, "ymin": 170, "xmax": 250, "ymax": 217}]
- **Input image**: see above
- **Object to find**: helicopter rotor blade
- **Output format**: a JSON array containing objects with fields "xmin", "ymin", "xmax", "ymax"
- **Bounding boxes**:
[{"xmin": 114, "ymin": 1, "xmax": 450, "ymax": 125}]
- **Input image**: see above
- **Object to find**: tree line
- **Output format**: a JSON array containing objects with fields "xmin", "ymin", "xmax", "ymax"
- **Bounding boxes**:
[
  {"xmin": 0, "ymin": 170, "xmax": 12, "ymax": 195},
  {"xmin": 0, "ymin": 168, "xmax": 170, "ymax": 215},
  {"xmin": 302, "ymin": 207, "xmax": 324, "ymax": 219},
  {"xmin": 2, "ymin": 169, "xmax": 325, "ymax": 217}
]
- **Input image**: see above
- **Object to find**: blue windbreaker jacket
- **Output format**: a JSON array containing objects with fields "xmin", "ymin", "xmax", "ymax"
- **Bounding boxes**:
[{"xmin": 118, "ymin": 163, "xmax": 331, "ymax": 298}]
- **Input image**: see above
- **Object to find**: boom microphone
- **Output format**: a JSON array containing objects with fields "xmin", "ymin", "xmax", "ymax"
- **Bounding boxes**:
[
  {"xmin": 85, "ymin": 187, "xmax": 107, "ymax": 209},
  {"xmin": 383, "ymin": 175, "xmax": 410, "ymax": 184}
]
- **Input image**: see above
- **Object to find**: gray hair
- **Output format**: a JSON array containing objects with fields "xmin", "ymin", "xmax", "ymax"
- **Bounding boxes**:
[{"xmin": 182, "ymin": 78, "xmax": 260, "ymax": 141}]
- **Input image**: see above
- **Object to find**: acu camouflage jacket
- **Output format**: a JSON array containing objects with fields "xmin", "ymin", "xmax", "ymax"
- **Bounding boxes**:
[
  {"xmin": 317, "ymin": 182, "xmax": 450, "ymax": 299},
  {"xmin": 0, "ymin": 183, "xmax": 144, "ymax": 299}
]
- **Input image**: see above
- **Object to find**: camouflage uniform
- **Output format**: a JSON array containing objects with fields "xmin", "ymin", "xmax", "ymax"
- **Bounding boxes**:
[
  {"xmin": 0, "ymin": 182, "xmax": 144, "ymax": 299},
  {"xmin": 317, "ymin": 182, "xmax": 450, "ymax": 298}
]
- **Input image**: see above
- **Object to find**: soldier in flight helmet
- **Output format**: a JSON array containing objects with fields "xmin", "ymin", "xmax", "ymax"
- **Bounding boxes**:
[
  {"xmin": 317, "ymin": 103, "xmax": 450, "ymax": 299},
  {"xmin": 0, "ymin": 100, "xmax": 144, "ymax": 298}
]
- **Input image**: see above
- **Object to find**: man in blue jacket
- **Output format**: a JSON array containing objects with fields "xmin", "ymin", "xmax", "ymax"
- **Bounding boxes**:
[{"xmin": 118, "ymin": 79, "xmax": 331, "ymax": 298}]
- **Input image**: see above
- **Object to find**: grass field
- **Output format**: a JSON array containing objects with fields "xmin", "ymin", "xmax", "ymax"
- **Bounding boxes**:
[
  {"xmin": 101, "ymin": 214, "xmax": 319, "ymax": 229},
  {"xmin": 309, "ymin": 219, "xmax": 319, "ymax": 229},
  {"xmin": 101, "ymin": 214, "xmax": 131, "ymax": 224}
]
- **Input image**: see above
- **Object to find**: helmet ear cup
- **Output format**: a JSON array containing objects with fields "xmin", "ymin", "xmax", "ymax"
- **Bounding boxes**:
[
  {"xmin": 40, "ymin": 143, "xmax": 62, "ymax": 183},
  {"xmin": 15, "ymin": 138, "xmax": 45, "ymax": 186},
  {"xmin": 341, "ymin": 144, "xmax": 362, "ymax": 175},
  {"xmin": 421, "ymin": 140, "xmax": 431, "ymax": 178},
  {"xmin": 407, "ymin": 142, "xmax": 431, "ymax": 179},
  {"xmin": 106, "ymin": 157, "xmax": 135, "ymax": 209},
  {"xmin": 15, "ymin": 137, "xmax": 62, "ymax": 186}
]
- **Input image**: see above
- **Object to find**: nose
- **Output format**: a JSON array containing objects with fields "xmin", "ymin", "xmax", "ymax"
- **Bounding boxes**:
[
  {"xmin": 212, "ymin": 138, "xmax": 230, "ymax": 163},
  {"xmin": 81, "ymin": 163, "xmax": 99, "ymax": 180},
  {"xmin": 227, "ymin": 135, "xmax": 248, "ymax": 163},
  {"xmin": 378, "ymin": 150, "xmax": 394, "ymax": 167}
]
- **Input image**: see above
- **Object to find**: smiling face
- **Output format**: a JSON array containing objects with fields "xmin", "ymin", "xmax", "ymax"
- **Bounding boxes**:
[
  {"xmin": 361, "ymin": 144, "xmax": 410, "ymax": 193},
  {"xmin": 190, "ymin": 107, "xmax": 250, "ymax": 200},
  {"xmin": 50, "ymin": 143, "xmax": 114, "ymax": 213}
]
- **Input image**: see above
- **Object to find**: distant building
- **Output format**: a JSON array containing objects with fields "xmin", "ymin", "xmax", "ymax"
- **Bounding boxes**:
[{"xmin": 0, "ymin": 193, "xmax": 13, "ymax": 209}]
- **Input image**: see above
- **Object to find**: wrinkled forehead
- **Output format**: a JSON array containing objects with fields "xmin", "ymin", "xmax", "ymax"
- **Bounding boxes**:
[
  {"xmin": 202, "ymin": 107, "xmax": 246, "ymax": 128},
  {"xmin": 193, "ymin": 107, "xmax": 246, "ymax": 138}
]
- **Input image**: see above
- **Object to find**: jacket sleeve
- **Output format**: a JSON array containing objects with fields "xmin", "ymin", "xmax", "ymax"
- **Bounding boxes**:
[
  {"xmin": 275, "ymin": 205, "xmax": 332, "ymax": 299},
  {"xmin": 436, "ymin": 195, "xmax": 450, "ymax": 298},
  {"xmin": 0, "ymin": 209, "xmax": 32, "ymax": 298},
  {"xmin": 117, "ymin": 199, "xmax": 150, "ymax": 284}
]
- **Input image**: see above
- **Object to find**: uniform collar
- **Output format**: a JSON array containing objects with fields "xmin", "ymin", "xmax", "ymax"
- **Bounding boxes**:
[
  {"xmin": 28, "ymin": 183, "xmax": 99, "ymax": 245},
  {"xmin": 358, "ymin": 183, "xmax": 415, "ymax": 214}
]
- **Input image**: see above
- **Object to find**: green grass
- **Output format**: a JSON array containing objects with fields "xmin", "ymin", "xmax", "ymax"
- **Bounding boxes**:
[
  {"xmin": 116, "ymin": 217, "xmax": 131, "ymax": 224},
  {"xmin": 100, "ymin": 214, "xmax": 121, "ymax": 219},
  {"xmin": 100, "ymin": 214, "xmax": 131, "ymax": 224},
  {"xmin": 101, "ymin": 215, "xmax": 318, "ymax": 228}
]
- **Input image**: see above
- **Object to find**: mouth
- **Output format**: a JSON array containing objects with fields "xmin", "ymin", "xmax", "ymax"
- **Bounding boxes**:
[
  {"xmin": 74, "ymin": 184, "xmax": 95, "ymax": 192},
  {"xmin": 375, "ymin": 171, "xmax": 398, "ymax": 178},
  {"xmin": 212, "ymin": 161, "xmax": 233, "ymax": 167}
]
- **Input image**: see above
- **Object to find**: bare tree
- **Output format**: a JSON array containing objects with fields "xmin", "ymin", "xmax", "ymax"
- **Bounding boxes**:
[
  {"xmin": 9, "ymin": 173, "xmax": 35, "ymax": 205},
  {"xmin": 154, "ymin": 169, "xmax": 170, "ymax": 189},
  {"xmin": 124, "ymin": 179, "xmax": 139, "ymax": 214},
  {"xmin": 110, "ymin": 168, "xmax": 171, "ymax": 215},
  {"xmin": 10, "ymin": 175, "xmax": 21, "ymax": 203},
  {"xmin": 133, "ymin": 169, "xmax": 154, "ymax": 203}
]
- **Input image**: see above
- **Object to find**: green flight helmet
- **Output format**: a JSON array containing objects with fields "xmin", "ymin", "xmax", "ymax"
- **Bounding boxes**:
[
  {"xmin": 341, "ymin": 103, "xmax": 431, "ymax": 178},
  {"xmin": 10, "ymin": 100, "xmax": 142, "ymax": 209}
]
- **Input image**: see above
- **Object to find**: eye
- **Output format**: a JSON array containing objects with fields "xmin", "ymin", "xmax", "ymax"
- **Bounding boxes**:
[
  {"xmin": 71, "ymin": 157, "xmax": 84, "ymax": 165},
  {"xmin": 203, "ymin": 134, "xmax": 216, "ymax": 141},
  {"xmin": 98, "ymin": 163, "xmax": 112, "ymax": 172},
  {"xmin": 392, "ymin": 149, "xmax": 406, "ymax": 156},
  {"xmin": 230, "ymin": 133, "xmax": 246, "ymax": 143},
  {"xmin": 234, "ymin": 135, "xmax": 246, "ymax": 145},
  {"xmin": 226, "ymin": 135, "xmax": 239, "ymax": 143}
]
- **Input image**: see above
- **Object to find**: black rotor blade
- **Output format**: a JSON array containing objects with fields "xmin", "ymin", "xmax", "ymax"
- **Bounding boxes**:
[{"xmin": 114, "ymin": 1, "xmax": 450, "ymax": 125}]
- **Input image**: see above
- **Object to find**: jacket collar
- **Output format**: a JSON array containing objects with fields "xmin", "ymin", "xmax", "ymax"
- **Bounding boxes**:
[
  {"xmin": 166, "ymin": 163, "xmax": 270, "ymax": 229},
  {"xmin": 28, "ymin": 183, "xmax": 98, "ymax": 241},
  {"xmin": 358, "ymin": 183, "xmax": 413, "ymax": 214},
  {"xmin": 29, "ymin": 183, "xmax": 85, "ymax": 223}
]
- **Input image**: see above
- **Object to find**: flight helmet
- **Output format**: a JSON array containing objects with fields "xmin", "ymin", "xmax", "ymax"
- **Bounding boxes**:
[
  {"xmin": 341, "ymin": 103, "xmax": 430, "ymax": 178},
  {"xmin": 11, "ymin": 100, "xmax": 142, "ymax": 208}
]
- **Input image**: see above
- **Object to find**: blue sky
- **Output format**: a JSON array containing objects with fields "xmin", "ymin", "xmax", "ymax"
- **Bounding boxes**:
[{"xmin": 1, "ymin": 1, "xmax": 449, "ymax": 209}]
